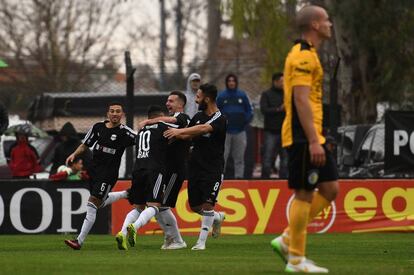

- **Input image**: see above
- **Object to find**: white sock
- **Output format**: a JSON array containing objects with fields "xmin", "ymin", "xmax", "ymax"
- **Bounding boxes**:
[
  {"xmin": 159, "ymin": 208, "xmax": 183, "ymax": 243},
  {"xmin": 213, "ymin": 211, "xmax": 221, "ymax": 223},
  {"xmin": 197, "ymin": 210, "xmax": 214, "ymax": 245},
  {"xmin": 155, "ymin": 211, "xmax": 168, "ymax": 237},
  {"xmin": 77, "ymin": 202, "xmax": 97, "ymax": 245},
  {"xmin": 101, "ymin": 191, "xmax": 128, "ymax": 208},
  {"xmin": 133, "ymin": 206, "xmax": 159, "ymax": 231},
  {"xmin": 121, "ymin": 208, "xmax": 141, "ymax": 236}
]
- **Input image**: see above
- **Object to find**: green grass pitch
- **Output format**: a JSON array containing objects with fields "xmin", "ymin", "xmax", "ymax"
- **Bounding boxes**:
[{"xmin": 0, "ymin": 234, "xmax": 412, "ymax": 274}]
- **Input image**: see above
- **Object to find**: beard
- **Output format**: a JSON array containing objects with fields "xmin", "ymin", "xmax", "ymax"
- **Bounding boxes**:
[{"xmin": 198, "ymin": 100, "xmax": 207, "ymax": 111}]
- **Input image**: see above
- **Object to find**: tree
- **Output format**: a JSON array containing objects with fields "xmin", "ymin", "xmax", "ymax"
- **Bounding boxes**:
[
  {"xmin": 223, "ymin": 0, "xmax": 292, "ymax": 81},
  {"xmin": 0, "ymin": 0, "xmax": 130, "ymax": 111},
  {"xmin": 155, "ymin": 0, "xmax": 207, "ymax": 91},
  {"xmin": 324, "ymin": 0, "xmax": 414, "ymax": 123},
  {"xmin": 226, "ymin": 0, "xmax": 414, "ymax": 123}
]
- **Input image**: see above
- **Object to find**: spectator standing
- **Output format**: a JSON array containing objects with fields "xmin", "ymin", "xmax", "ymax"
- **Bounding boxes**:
[
  {"xmin": 217, "ymin": 73, "xmax": 253, "ymax": 179},
  {"xmin": 0, "ymin": 59, "xmax": 9, "ymax": 135},
  {"xmin": 0, "ymin": 102, "xmax": 8, "ymax": 135},
  {"xmin": 7, "ymin": 125, "xmax": 43, "ymax": 178},
  {"xmin": 260, "ymin": 73, "xmax": 288, "ymax": 178},
  {"xmin": 50, "ymin": 122, "xmax": 90, "ymax": 175},
  {"xmin": 184, "ymin": 73, "xmax": 201, "ymax": 118}
]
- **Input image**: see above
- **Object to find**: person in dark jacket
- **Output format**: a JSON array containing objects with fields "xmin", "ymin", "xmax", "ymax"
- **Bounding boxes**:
[
  {"xmin": 217, "ymin": 73, "xmax": 253, "ymax": 179},
  {"xmin": 260, "ymin": 73, "xmax": 288, "ymax": 178},
  {"xmin": 8, "ymin": 125, "xmax": 43, "ymax": 178},
  {"xmin": 50, "ymin": 122, "xmax": 91, "ymax": 175},
  {"xmin": 0, "ymin": 102, "xmax": 8, "ymax": 136}
]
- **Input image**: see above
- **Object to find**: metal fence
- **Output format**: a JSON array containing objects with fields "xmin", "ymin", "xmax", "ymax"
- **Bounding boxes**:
[{"xmin": 2, "ymin": 53, "xmax": 395, "ymax": 179}]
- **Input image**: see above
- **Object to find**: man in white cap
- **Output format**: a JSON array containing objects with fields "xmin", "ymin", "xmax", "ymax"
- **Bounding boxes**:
[{"xmin": 184, "ymin": 73, "xmax": 201, "ymax": 118}]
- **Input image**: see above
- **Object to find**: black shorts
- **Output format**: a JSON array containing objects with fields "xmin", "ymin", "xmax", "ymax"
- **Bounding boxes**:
[
  {"xmin": 188, "ymin": 169, "xmax": 223, "ymax": 208},
  {"xmin": 129, "ymin": 169, "xmax": 165, "ymax": 205},
  {"xmin": 162, "ymin": 170, "xmax": 185, "ymax": 208},
  {"xmin": 287, "ymin": 143, "xmax": 338, "ymax": 191},
  {"xmin": 89, "ymin": 178, "xmax": 117, "ymax": 200}
]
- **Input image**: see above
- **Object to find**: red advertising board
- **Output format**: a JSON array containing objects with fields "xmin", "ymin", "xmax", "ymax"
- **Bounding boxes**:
[{"xmin": 111, "ymin": 179, "xmax": 414, "ymax": 235}]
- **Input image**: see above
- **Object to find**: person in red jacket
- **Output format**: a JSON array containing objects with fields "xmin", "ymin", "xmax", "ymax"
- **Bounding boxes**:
[
  {"xmin": 7, "ymin": 125, "xmax": 43, "ymax": 178},
  {"xmin": 49, "ymin": 157, "xmax": 89, "ymax": 181}
]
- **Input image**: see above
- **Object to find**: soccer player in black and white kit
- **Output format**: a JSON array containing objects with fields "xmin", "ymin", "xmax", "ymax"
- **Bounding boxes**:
[
  {"xmin": 115, "ymin": 105, "xmax": 178, "ymax": 250},
  {"xmin": 64, "ymin": 102, "xmax": 136, "ymax": 250},
  {"xmin": 129, "ymin": 91, "xmax": 189, "ymax": 250},
  {"xmin": 164, "ymin": 83, "xmax": 226, "ymax": 250}
]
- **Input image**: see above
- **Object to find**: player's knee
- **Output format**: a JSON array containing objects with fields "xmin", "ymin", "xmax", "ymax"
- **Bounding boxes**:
[
  {"xmin": 201, "ymin": 202, "xmax": 214, "ymax": 211},
  {"xmin": 88, "ymin": 196, "xmax": 102, "ymax": 208},
  {"xmin": 327, "ymin": 186, "xmax": 339, "ymax": 201},
  {"xmin": 294, "ymin": 189, "xmax": 314, "ymax": 203},
  {"xmin": 147, "ymin": 202, "xmax": 161, "ymax": 209},
  {"xmin": 135, "ymin": 204, "xmax": 146, "ymax": 211},
  {"xmin": 319, "ymin": 181, "xmax": 339, "ymax": 201},
  {"xmin": 191, "ymin": 206, "xmax": 202, "ymax": 214}
]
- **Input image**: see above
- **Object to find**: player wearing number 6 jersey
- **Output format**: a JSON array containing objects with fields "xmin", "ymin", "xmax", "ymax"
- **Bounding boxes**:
[
  {"xmin": 64, "ymin": 102, "xmax": 136, "ymax": 250},
  {"xmin": 115, "ymin": 105, "xmax": 178, "ymax": 250},
  {"xmin": 164, "ymin": 83, "xmax": 227, "ymax": 250}
]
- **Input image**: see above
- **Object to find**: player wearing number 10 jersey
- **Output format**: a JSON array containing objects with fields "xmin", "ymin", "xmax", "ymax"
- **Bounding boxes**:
[
  {"xmin": 116, "ymin": 105, "xmax": 178, "ymax": 250},
  {"xmin": 131, "ymin": 91, "xmax": 190, "ymax": 250}
]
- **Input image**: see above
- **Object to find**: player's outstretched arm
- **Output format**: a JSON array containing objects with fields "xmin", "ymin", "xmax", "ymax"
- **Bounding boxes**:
[
  {"xmin": 138, "ymin": 116, "xmax": 177, "ymax": 129},
  {"xmin": 164, "ymin": 124, "xmax": 212, "ymax": 140},
  {"xmin": 66, "ymin": 144, "xmax": 88, "ymax": 165}
]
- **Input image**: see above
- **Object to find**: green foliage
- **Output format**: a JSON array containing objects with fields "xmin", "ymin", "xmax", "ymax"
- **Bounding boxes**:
[
  {"xmin": 331, "ymin": 0, "xmax": 414, "ymax": 106},
  {"xmin": 223, "ymin": 0, "xmax": 292, "ymax": 81}
]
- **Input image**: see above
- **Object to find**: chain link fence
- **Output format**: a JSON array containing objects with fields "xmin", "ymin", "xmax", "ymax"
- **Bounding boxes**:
[{"xmin": 1, "ymin": 54, "xmax": 395, "ymax": 179}]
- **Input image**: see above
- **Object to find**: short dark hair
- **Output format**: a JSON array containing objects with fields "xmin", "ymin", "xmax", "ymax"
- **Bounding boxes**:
[
  {"xmin": 147, "ymin": 105, "xmax": 164, "ymax": 118},
  {"xmin": 272, "ymin": 72, "xmax": 283, "ymax": 81},
  {"xmin": 199, "ymin": 83, "xmax": 218, "ymax": 102},
  {"xmin": 169, "ymin": 91, "xmax": 187, "ymax": 106},
  {"xmin": 225, "ymin": 73, "xmax": 238, "ymax": 89},
  {"xmin": 108, "ymin": 101, "xmax": 124, "ymax": 111}
]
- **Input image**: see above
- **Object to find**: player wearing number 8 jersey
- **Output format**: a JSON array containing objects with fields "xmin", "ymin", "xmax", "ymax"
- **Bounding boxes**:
[
  {"xmin": 64, "ymin": 102, "xmax": 136, "ymax": 250},
  {"xmin": 164, "ymin": 83, "xmax": 227, "ymax": 250}
]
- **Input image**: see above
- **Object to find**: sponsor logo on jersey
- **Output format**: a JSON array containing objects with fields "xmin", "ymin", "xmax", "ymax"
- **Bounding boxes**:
[
  {"xmin": 96, "ymin": 144, "xmax": 116, "ymax": 154},
  {"xmin": 110, "ymin": 134, "xmax": 117, "ymax": 141}
]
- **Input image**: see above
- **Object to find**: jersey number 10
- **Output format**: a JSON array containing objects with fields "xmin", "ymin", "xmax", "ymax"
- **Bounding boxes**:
[{"xmin": 137, "ymin": 130, "xmax": 151, "ymax": 158}]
